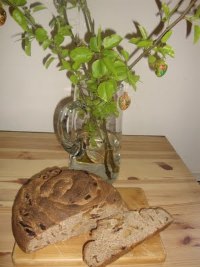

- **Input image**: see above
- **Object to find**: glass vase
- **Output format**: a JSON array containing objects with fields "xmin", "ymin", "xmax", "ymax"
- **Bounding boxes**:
[{"xmin": 55, "ymin": 83, "xmax": 123, "ymax": 182}]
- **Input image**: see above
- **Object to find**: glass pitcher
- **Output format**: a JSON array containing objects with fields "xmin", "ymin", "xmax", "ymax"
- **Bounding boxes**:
[{"xmin": 55, "ymin": 83, "xmax": 123, "ymax": 182}]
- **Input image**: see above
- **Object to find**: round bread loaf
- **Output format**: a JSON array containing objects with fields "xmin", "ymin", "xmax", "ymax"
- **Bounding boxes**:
[{"xmin": 12, "ymin": 167, "xmax": 127, "ymax": 253}]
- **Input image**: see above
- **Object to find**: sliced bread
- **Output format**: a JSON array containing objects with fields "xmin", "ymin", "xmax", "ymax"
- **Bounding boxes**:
[
  {"xmin": 12, "ymin": 167, "xmax": 128, "ymax": 253},
  {"xmin": 83, "ymin": 207, "xmax": 173, "ymax": 267}
]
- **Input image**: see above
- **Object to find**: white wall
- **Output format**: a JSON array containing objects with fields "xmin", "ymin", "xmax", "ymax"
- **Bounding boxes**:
[{"xmin": 0, "ymin": 0, "xmax": 199, "ymax": 176}]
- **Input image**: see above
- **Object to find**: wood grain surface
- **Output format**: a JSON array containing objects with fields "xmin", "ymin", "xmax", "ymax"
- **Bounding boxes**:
[{"xmin": 0, "ymin": 131, "xmax": 200, "ymax": 267}]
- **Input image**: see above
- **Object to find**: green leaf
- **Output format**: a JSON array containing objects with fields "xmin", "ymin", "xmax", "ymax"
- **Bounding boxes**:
[
  {"xmin": 161, "ymin": 30, "xmax": 172, "ymax": 43},
  {"xmin": 54, "ymin": 33, "xmax": 64, "ymax": 46},
  {"xmin": 129, "ymin": 37, "xmax": 140, "ymax": 44},
  {"xmin": 148, "ymin": 55, "xmax": 156, "ymax": 65},
  {"xmin": 194, "ymin": 5, "xmax": 200, "ymax": 19},
  {"xmin": 127, "ymin": 71, "xmax": 140, "ymax": 90},
  {"xmin": 103, "ymin": 34, "xmax": 122, "ymax": 49},
  {"xmin": 113, "ymin": 61, "xmax": 127, "ymax": 81},
  {"xmin": 130, "ymin": 37, "xmax": 153, "ymax": 48},
  {"xmin": 102, "ymin": 49, "xmax": 119, "ymax": 59},
  {"xmin": 97, "ymin": 80, "xmax": 117, "ymax": 102},
  {"xmin": 42, "ymin": 39, "xmax": 51, "ymax": 50},
  {"xmin": 58, "ymin": 25, "xmax": 72, "ymax": 36},
  {"xmin": 44, "ymin": 57, "xmax": 55, "ymax": 69},
  {"xmin": 89, "ymin": 29, "xmax": 102, "ymax": 52},
  {"xmin": 103, "ymin": 101, "xmax": 119, "ymax": 117},
  {"xmin": 24, "ymin": 38, "xmax": 31, "ymax": 56},
  {"xmin": 12, "ymin": 8, "xmax": 28, "ymax": 31},
  {"xmin": 138, "ymin": 25, "xmax": 148, "ymax": 39},
  {"xmin": 185, "ymin": 5, "xmax": 200, "ymax": 23},
  {"xmin": 102, "ymin": 57, "xmax": 117, "ymax": 76},
  {"xmin": 162, "ymin": 2, "xmax": 170, "ymax": 22},
  {"xmin": 155, "ymin": 44, "xmax": 175, "ymax": 58},
  {"xmin": 60, "ymin": 49, "xmax": 69, "ymax": 58},
  {"xmin": 120, "ymin": 49, "xmax": 129, "ymax": 61},
  {"xmin": 69, "ymin": 74, "xmax": 79, "ymax": 85},
  {"xmin": 9, "ymin": 0, "xmax": 27, "ymax": 6},
  {"xmin": 35, "ymin": 27, "xmax": 48, "ymax": 43},
  {"xmin": 72, "ymin": 61, "xmax": 81, "ymax": 70},
  {"xmin": 92, "ymin": 100, "xmax": 118, "ymax": 119},
  {"xmin": 87, "ymin": 79, "xmax": 98, "ymax": 92},
  {"xmin": 163, "ymin": 44, "xmax": 175, "ymax": 57},
  {"xmin": 83, "ymin": 121, "xmax": 97, "ymax": 136},
  {"xmin": 92, "ymin": 59, "xmax": 108, "ymax": 78},
  {"xmin": 137, "ymin": 39, "xmax": 153, "ymax": 48},
  {"xmin": 194, "ymin": 24, "xmax": 200, "ymax": 43},
  {"xmin": 90, "ymin": 36, "xmax": 101, "ymax": 52},
  {"xmin": 97, "ymin": 28, "xmax": 102, "ymax": 49},
  {"xmin": 60, "ymin": 59, "xmax": 71, "ymax": 70},
  {"xmin": 70, "ymin": 47, "xmax": 93, "ymax": 63},
  {"xmin": 31, "ymin": 3, "xmax": 47, "ymax": 12}
]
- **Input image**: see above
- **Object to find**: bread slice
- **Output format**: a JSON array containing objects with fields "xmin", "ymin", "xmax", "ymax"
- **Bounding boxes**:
[
  {"xmin": 12, "ymin": 167, "xmax": 128, "ymax": 253},
  {"xmin": 83, "ymin": 208, "xmax": 173, "ymax": 267}
]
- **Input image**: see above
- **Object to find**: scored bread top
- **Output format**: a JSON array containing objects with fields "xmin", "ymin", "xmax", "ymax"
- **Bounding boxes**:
[{"xmin": 12, "ymin": 167, "xmax": 125, "ymax": 252}]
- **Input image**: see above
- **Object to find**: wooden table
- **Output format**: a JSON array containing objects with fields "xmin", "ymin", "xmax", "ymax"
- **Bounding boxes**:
[{"xmin": 0, "ymin": 131, "xmax": 200, "ymax": 267}]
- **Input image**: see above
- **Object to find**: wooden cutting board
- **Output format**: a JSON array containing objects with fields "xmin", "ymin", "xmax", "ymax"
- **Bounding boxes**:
[{"xmin": 12, "ymin": 187, "xmax": 166, "ymax": 266}]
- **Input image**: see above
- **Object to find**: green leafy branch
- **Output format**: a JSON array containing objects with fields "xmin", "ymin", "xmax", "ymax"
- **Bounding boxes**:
[
  {"xmin": 128, "ymin": 0, "xmax": 199, "ymax": 70},
  {"xmin": 2, "ymin": 0, "xmax": 199, "ymax": 96},
  {"xmin": 1, "ymin": 0, "xmax": 200, "ymax": 178}
]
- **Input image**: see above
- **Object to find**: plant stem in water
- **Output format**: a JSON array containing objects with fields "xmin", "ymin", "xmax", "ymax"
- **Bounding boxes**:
[{"xmin": 102, "ymin": 119, "xmax": 119, "ymax": 179}]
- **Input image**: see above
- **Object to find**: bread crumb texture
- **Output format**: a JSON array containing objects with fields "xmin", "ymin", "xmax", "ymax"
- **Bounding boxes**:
[{"xmin": 83, "ymin": 208, "xmax": 173, "ymax": 267}]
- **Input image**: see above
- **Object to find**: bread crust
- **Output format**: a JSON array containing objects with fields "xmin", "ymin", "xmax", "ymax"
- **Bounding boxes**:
[{"xmin": 12, "ymin": 167, "xmax": 126, "ymax": 253}]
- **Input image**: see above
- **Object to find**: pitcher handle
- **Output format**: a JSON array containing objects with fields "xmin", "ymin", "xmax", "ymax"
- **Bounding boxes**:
[{"xmin": 55, "ymin": 100, "xmax": 86, "ymax": 157}]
